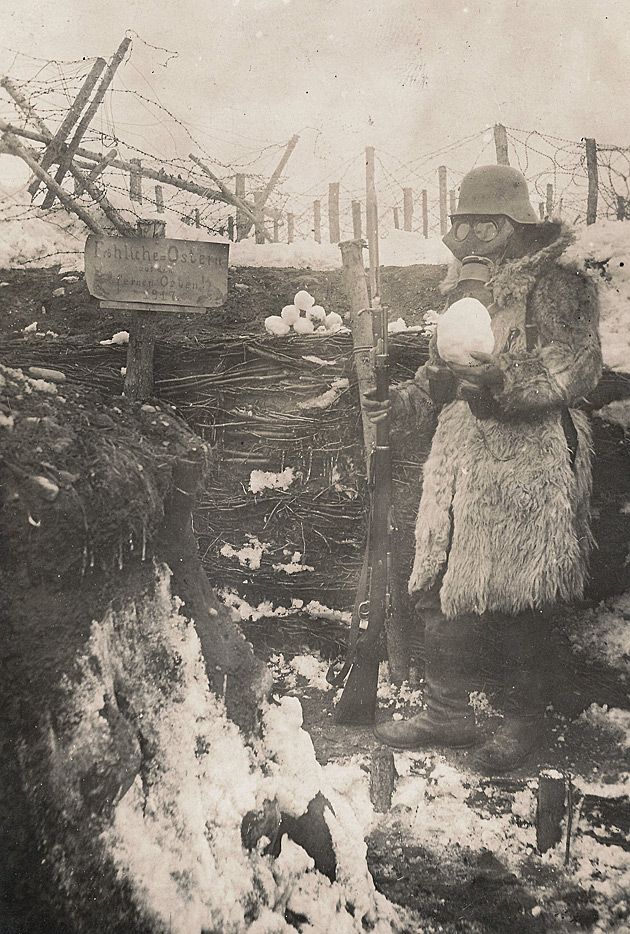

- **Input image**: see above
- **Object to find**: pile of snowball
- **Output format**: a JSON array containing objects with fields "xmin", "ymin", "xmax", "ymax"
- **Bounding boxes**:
[{"xmin": 264, "ymin": 290, "xmax": 344, "ymax": 337}]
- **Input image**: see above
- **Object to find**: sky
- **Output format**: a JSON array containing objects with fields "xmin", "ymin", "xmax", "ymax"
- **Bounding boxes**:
[{"xmin": 1, "ymin": 0, "xmax": 629, "ymax": 216}]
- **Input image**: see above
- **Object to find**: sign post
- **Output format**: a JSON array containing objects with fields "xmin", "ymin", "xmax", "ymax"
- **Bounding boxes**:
[{"xmin": 85, "ymin": 221, "xmax": 229, "ymax": 401}]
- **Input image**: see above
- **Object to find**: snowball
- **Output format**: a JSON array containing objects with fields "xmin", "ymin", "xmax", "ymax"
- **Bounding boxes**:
[
  {"xmin": 324, "ymin": 311, "xmax": 343, "ymax": 332},
  {"xmin": 436, "ymin": 297, "xmax": 495, "ymax": 366},
  {"xmin": 280, "ymin": 304, "xmax": 300, "ymax": 324},
  {"xmin": 306, "ymin": 304, "xmax": 326, "ymax": 325},
  {"xmin": 293, "ymin": 290, "xmax": 315, "ymax": 311},
  {"xmin": 264, "ymin": 315, "xmax": 291, "ymax": 337},
  {"xmin": 293, "ymin": 317, "xmax": 315, "ymax": 335}
]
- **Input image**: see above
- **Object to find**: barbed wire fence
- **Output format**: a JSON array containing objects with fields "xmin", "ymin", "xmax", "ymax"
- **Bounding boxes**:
[{"xmin": 1, "ymin": 40, "xmax": 629, "ymax": 250}]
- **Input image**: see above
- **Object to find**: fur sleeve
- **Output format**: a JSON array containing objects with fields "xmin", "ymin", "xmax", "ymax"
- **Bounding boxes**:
[
  {"xmin": 491, "ymin": 267, "xmax": 602, "ymax": 414},
  {"xmin": 390, "ymin": 333, "xmax": 446, "ymax": 434}
]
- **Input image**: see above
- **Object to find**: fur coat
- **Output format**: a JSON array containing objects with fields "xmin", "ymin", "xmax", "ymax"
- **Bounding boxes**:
[{"xmin": 392, "ymin": 227, "xmax": 602, "ymax": 619}]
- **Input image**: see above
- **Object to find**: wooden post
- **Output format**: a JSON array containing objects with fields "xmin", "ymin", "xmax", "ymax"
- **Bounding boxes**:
[
  {"xmin": 191, "ymin": 156, "xmax": 271, "ymax": 242},
  {"xmin": 287, "ymin": 212, "xmax": 294, "ymax": 243},
  {"xmin": 537, "ymin": 770, "xmax": 568, "ymax": 854},
  {"xmin": 129, "ymin": 159, "xmax": 142, "ymax": 203},
  {"xmin": 393, "ymin": 207, "xmax": 400, "ymax": 230},
  {"xmin": 74, "ymin": 148, "xmax": 118, "ymax": 197},
  {"xmin": 339, "ymin": 239, "xmax": 374, "ymax": 462},
  {"xmin": 617, "ymin": 195, "xmax": 627, "ymax": 221},
  {"xmin": 351, "ymin": 200, "xmax": 362, "ymax": 238},
  {"xmin": 313, "ymin": 200, "xmax": 321, "ymax": 243},
  {"xmin": 194, "ymin": 208, "xmax": 200, "ymax": 229},
  {"xmin": 403, "ymin": 187, "xmax": 413, "ymax": 232},
  {"xmin": 546, "ymin": 183, "xmax": 554, "ymax": 219},
  {"xmin": 438, "ymin": 166, "xmax": 448, "ymax": 236},
  {"xmin": 422, "ymin": 189, "xmax": 429, "ymax": 238},
  {"xmin": 539, "ymin": 202, "xmax": 545, "ymax": 221},
  {"xmin": 28, "ymin": 57, "xmax": 106, "ymax": 196},
  {"xmin": 233, "ymin": 174, "xmax": 246, "ymax": 239},
  {"xmin": 227, "ymin": 215, "xmax": 235, "ymax": 240},
  {"xmin": 449, "ymin": 189, "xmax": 456, "ymax": 216},
  {"xmin": 328, "ymin": 182, "xmax": 341, "ymax": 243},
  {"xmin": 585, "ymin": 138, "xmax": 598, "ymax": 225},
  {"xmin": 493, "ymin": 123, "xmax": 510, "ymax": 165},
  {"xmin": 155, "ymin": 185, "xmax": 164, "ymax": 213},
  {"xmin": 124, "ymin": 219, "xmax": 166, "ymax": 402},
  {"xmin": 42, "ymin": 36, "xmax": 132, "ymax": 208},
  {"xmin": 369, "ymin": 748, "xmax": 396, "ymax": 813},
  {"xmin": 254, "ymin": 190, "xmax": 265, "ymax": 244},
  {"xmin": 365, "ymin": 146, "xmax": 380, "ymax": 298},
  {"xmin": 272, "ymin": 211, "xmax": 280, "ymax": 243}
]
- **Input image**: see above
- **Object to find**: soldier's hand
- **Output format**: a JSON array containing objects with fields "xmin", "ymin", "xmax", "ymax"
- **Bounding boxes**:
[
  {"xmin": 362, "ymin": 387, "xmax": 391, "ymax": 423},
  {"xmin": 448, "ymin": 353, "xmax": 503, "ymax": 388}
]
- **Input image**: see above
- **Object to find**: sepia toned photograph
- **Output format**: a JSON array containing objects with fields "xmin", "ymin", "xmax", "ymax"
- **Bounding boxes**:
[{"xmin": 1, "ymin": 2, "xmax": 628, "ymax": 931}]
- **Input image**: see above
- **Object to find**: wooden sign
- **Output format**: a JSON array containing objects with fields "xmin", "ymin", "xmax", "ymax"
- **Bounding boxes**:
[{"xmin": 84, "ymin": 234, "xmax": 229, "ymax": 311}]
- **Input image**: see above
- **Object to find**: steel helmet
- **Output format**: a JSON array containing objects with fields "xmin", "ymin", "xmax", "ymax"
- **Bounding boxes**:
[{"xmin": 453, "ymin": 165, "xmax": 538, "ymax": 224}]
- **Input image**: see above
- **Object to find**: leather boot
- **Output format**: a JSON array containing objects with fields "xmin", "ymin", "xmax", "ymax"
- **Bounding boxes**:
[
  {"xmin": 472, "ymin": 612, "xmax": 548, "ymax": 774},
  {"xmin": 374, "ymin": 610, "xmax": 478, "ymax": 750}
]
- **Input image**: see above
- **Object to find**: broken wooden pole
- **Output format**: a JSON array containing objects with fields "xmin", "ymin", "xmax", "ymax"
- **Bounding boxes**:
[
  {"xmin": 328, "ymin": 182, "xmax": 341, "ymax": 243},
  {"xmin": 129, "ymin": 158, "xmax": 143, "ymax": 203},
  {"xmin": 493, "ymin": 123, "xmax": 510, "ymax": 165},
  {"xmin": 313, "ymin": 200, "xmax": 321, "ymax": 243},
  {"xmin": 438, "ymin": 166, "xmax": 448, "ymax": 236},
  {"xmin": 259, "ymin": 134, "xmax": 299, "ymax": 206},
  {"xmin": 124, "ymin": 219, "xmax": 166, "ymax": 402},
  {"xmin": 0, "ymin": 125, "xmax": 105, "ymax": 234},
  {"xmin": 351, "ymin": 200, "xmax": 362, "ymax": 238},
  {"xmin": 191, "ymin": 155, "xmax": 271, "ymax": 241},
  {"xmin": 286, "ymin": 212, "xmax": 294, "ymax": 243},
  {"xmin": 536, "ymin": 769, "xmax": 568, "ymax": 854},
  {"xmin": 585, "ymin": 138, "xmax": 598, "ymax": 225},
  {"xmin": 43, "ymin": 36, "xmax": 132, "ymax": 208},
  {"xmin": 421, "ymin": 189, "xmax": 428, "ymax": 238},
  {"xmin": 28, "ymin": 57, "xmax": 106, "ymax": 196},
  {"xmin": 74, "ymin": 147, "xmax": 118, "ymax": 197},
  {"xmin": 155, "ymin": 185, "xmax": 164, "ymax": 213},
  {"xmin": 365, "ymin": 145, "xmax": 380, "ymax": 299},
  {"xmin": 403, "ymin": 187, "xmax": 413, "ymax": 231},
  {"xmin": 369, "ymin": 748, "xmax": 396, "ymax": 812}
]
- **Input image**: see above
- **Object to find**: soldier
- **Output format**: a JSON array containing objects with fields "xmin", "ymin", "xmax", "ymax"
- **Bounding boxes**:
[{"xmin": 366, "ymin": 165, "xmax": 602, "ymax": 773}]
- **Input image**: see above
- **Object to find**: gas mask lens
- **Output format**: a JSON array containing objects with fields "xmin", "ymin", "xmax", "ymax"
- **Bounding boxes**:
[{"xmin": 453, "ymin": 219, "xmax": 499, "ymax": 242}]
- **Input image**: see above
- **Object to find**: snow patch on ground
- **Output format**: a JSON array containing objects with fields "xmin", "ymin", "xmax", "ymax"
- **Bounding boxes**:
[
  {"xmin": 220, "ymin": 536, "xmax": 267, "ymax": 570},
  {"xmin": 249, "ymin": 467, "xmax": 296, "ymax": 495}
]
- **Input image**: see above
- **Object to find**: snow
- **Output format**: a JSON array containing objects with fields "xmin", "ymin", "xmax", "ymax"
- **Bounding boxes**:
[
  {"xmin": 99, "ymin": 330, "xmax": 130, "ymax": 346},
  {"xmin": 220, "ymin": 536, "xmax": 267, "ymax": 570},
  {"xmin": 436, "ymin": 296, "xmax": 495, "ymax": 365},
  {"xmin": 298, "ymin": 377, "xmax": 349, "ymax": 411},
  {"xmin": 249, "ymin": 467, "xmax": 296, "ymax": 495}
]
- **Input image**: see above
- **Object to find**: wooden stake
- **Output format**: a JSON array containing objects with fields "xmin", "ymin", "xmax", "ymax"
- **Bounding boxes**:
[
  {"xmin": 421, "ymin": 189, "xmax": 428, "ymax": 238},
  {"xmin": 130, "ymin": 158, "xmax": 143, "ymax": 203},
  {"xmin": 585, "ymin": 138, "xmax": 598, "ymax": 225},
  {"xmin": 393, "ymin": 207, "xmax": 400, "ymax": 230},
  {"xmin": 546, "ymin": 183, "xmax": 554, "ymax": 219},
  {"xmin": 235, "ymin": 174, "xmax": 247, "ymax": 239},
  {"xmin": 338, "ymin": 239, "xmax": 375, "ymax": 463},
  {"xmin": 28, "ymin": 57, "xmax": 106, "ymax": 196},
  {"xmin": 0, "ymin": 127, "xmax": 105, "ymax": 234},
  {"xmin": 617, "ymin": 195, "xmax": 627, "ymax": 221},
  {"xmin": 272, "ymin": 210, "xmax": 280, "ymax": 243},
  {"xmin": 254, "ymin": 190, "xmax": 265, "ymax": 244},
  {"xmin": 369, "ymin": 748, "xmax": 396, "ymax": 813},
  {"xmin": 155, "ymin": 185, "xmax": 164, "ymax": 213},
  {"xmin": 227, "ymin": 214, "xmax": 235, "ymax": 240},
  {"xmin": 351, "ymin": 200, "xmax": 362, "ymax": 238},
  {"xmin": 43, "ymin": 37, "xmax": 132, "ymax": 208},
  {"xmin": 190, "ymin": 155, "xmax": 271, "ymax": 242},
  {"xmin": 493, "ymin": 123, "xmax": 510, "ymax": 165},
  {"xmin": 328, "ymin": 181, "xmax": 341, "ymax": 243},
  {"xmin": 438, "ymin": 166, "xmax": 448, "ymax": 236},
  {"xmin": 124, "ymin": 219, "xmax": 166, "ymax": 402},
  {"xmin": 365, "ymin": 146, "xmax": 380, "ymax": 298},
  {"xmin": 403, "ymin": 187, "xmax": 413, "ymax": 231},
  {"xmin": 237, "ymin": 134, "xmax": 299, "ymax": 239},
  {"xmin": 539, "ymin": 202, "xmax": 545, "ymax": 221},
  {"xmin": 313, "ymin": 200, "xmax": 321, "ymax": 243},
  {"xmin": 449, "ymin": 189, "xmax": 456, "ymax": 216},
  {"xmin": 537, "ymin": 770, "xmax": 568, "ymax": 854},
  {"xmin": 287, "ymin": 212, "xmax": 294, "ymax": 243}
]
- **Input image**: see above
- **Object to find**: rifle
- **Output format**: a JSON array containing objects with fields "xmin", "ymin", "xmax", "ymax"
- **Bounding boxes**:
[{"xmin": 327, "ymin": 297, "xmax": 394, "ymax": 724}]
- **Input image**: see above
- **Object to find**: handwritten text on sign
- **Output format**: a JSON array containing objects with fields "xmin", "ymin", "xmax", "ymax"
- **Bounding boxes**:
[{"xmin": 84, "ymin": 235, "xmax": 229, "ymax": 308}]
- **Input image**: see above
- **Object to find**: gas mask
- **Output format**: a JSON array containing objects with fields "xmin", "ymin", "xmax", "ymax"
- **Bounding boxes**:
[{"xmin": 443, "ymin": 215, "xmax": 515, "ymax": 262}]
